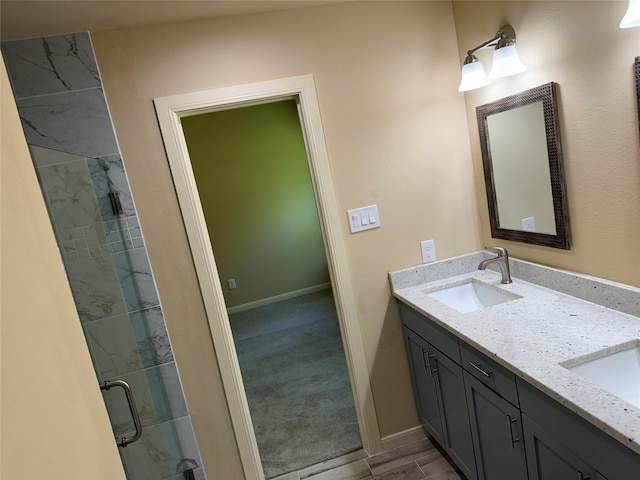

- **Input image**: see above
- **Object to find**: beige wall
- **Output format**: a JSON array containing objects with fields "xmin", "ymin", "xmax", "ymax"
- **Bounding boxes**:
[
  {"xmin": 453, "ymin": 1, "xmax": 640, "ymax": 287},
  {"xmin": 91, "ymin": 1, "xmax": 479, "ymax": 474},
  {"xmin": 0, "ymin": 58, "xmax": 125, "ymax": 479}
]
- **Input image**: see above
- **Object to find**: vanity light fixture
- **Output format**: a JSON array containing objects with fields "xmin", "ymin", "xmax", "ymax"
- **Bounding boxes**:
[
  {"xmin": 620, "ymin": 0, "xmax": 640, "ymax": 28},
  {"xmin": 458, "ymin": 24, "xmax": 526, "ymax": 92}
]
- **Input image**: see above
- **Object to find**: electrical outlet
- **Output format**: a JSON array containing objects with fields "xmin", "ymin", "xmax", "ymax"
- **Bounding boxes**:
[
  {"xmin": 420, "ymin": 239, "xmax": 436, "ymax": 263},
  {"xmin": 521, "ymin": 216, "xmax": 536, "ymax": 232},
  {"xmin": 228, "ymin": 278, "xmax": 237, "ymax": 289}
]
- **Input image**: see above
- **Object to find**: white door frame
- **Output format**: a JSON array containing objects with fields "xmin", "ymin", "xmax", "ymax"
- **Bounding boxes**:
[{"xmin": 154, "ymin": 74, "xmax": 382, "ymax": 480}]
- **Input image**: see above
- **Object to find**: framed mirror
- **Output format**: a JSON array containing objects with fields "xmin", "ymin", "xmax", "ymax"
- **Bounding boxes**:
[
  {"xmin": 635, "ymin": 56, "xmax": 639, "ymax": 140},
  {"xmin": 477, "ymin": 82, "xmax": 570, "ymax": 249}
]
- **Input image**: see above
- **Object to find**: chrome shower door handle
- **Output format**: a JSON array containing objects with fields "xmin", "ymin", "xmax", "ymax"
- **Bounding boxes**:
[{"xmin": 100, "ymin": 379, "xmax": 143, "ymax": 447}]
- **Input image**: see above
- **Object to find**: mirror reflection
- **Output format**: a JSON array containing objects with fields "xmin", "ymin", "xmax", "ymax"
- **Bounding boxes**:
[
  {"xmin": 486, "ymin": 101, "xmax": 556, "ymax": 235},
  {"xmin": 477, "ymin": 82, "xmax": 570, "ymax": 249}
]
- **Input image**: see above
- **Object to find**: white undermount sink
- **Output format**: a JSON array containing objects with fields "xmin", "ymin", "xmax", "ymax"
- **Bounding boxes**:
[
  {"xmin": 425, "ymin": 280, "xmax": 520, "ymax": 313},
  {"xmin": 563, "ymin": 341, "xmax": 640, "ymax": 408}
]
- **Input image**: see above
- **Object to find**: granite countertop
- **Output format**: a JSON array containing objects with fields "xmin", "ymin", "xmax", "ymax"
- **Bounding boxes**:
[{"xmin": 390, "ymin": 252, "xmax": 640, "ymax": 455}]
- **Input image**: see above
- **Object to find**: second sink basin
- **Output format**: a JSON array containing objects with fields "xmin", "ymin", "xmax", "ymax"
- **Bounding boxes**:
[
  {"xmin": 425, "ymin": 279, "xmax": 520, "ymax": 313},
  {"xmin": 563, "ymin": 341, "xmax": 640, "ymax": 408}
]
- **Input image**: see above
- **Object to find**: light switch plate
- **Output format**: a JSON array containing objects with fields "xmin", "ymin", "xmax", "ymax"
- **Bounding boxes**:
[{"xmin": 347, "ymin": 205, "xmax": 380, "ymax": 233}]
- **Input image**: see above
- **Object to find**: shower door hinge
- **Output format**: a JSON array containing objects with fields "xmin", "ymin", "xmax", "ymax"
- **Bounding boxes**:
[{"xmin": 108, "ymin": 192, "xmax": 124, "ymax": 216}]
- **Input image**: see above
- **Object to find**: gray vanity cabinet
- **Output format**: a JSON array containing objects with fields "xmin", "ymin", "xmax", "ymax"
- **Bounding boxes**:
[
  {"xmin": 398, "ymin": 300, "xmax": 640, "ymax": 480},
  {"xmin": 403, "ymin": 326, "xmax": 445, "ymax": 445},
  {"xmin": 460, "ymin": 339, "xmax": 528, "ymax": 480},
  {"xmin": 399, "ymin": 303, "xmax": 477, "ymax": 480},
  {"xmin": 464, "ymin": 372, "xmax": 528, "ymax": 480},
  {"xmin": 430, "ymin": 347, "xmax": 477, "ymax": 479},
  {"xmin": 402, "ymin": 327, "xmax": 477, "ymax": 479},
  {"xmin": 518, "ymin": 379, "xmax": 639, "ymax": 480},
  {"xmin": 522, "ymin": 414, "xmax": 600, "ymax": 480}
]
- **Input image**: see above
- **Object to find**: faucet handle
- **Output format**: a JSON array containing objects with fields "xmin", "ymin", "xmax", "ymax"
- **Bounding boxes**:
[{"xmin": 484, "ymin": 246, "xmax": 508, "ymax": 257}]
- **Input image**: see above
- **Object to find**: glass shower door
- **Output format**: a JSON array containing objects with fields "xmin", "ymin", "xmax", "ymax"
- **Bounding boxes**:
[
  {"xmin": 2, "ymin": 32, "xmax": 205, "ymax": 478},
  {"xmin": 29, "ymin": 145, "xmax": 203, "ymax": 479}
]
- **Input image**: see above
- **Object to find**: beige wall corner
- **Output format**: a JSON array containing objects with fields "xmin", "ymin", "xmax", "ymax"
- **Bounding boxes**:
[
  {"xmin": 453, "ymin": 1, "xmax": 640, "ymax": 287},
  {"xmin": 0, "ymin": 58, "xmax": 125, "ymax": 479}
]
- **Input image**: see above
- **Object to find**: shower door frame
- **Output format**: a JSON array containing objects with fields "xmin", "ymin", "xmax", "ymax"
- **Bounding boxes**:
[{"xmin": 154, "ymin": 74, "xmax": 382, "ymax": 479}]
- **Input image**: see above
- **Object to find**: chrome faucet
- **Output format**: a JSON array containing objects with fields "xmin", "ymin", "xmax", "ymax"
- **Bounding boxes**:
[{"xmin": 478, "ymin": 247, "xmax": 512, "ymax": 284}]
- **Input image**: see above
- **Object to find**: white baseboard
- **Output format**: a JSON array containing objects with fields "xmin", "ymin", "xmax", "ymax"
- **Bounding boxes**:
[
  {"xmin": 380, "ymin": 425, "xmax": 426, "ymax": 452},
  {"xmin": 226, "ymin": 282, "xmax": 332, "ymax": 314}
]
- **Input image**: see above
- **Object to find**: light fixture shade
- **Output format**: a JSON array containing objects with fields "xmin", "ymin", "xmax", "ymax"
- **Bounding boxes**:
[
  {"xmin": 458, "ymin": 61, "xmax": 491, "ymax": 92},
  {"xmin": 490, "ymin": 45, "xmax": 526, "ymax": 79},
  {"xmin": 620, "ymin": 0, "xmax": 640, "ymax": 28}
]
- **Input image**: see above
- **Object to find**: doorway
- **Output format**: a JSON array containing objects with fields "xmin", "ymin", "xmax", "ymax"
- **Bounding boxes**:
[
  {"xmin": 180, "ymin": 100, "xmax": 361, "ymax": 477},
  {"xmin": 154, "ymin": 75, "xmax": 382, "ymax": 480}
]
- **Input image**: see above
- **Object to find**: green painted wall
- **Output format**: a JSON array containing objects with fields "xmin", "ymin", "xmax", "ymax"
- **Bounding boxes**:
[{"xmin": 182, "ymin": 100, "xmax": 330, "ymax": 308}]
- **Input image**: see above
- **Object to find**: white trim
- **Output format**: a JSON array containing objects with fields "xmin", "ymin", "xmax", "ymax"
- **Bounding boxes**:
[
  {"xmin": 380, "ymin": 425, "xmax": 426, "ymax": 452},
  {"xmin": 154, "ymin": 74, "xmax": 382, "ymax": 480},
  {"xmin": 226, "ymin": 283, "xmax": 331, "ymax": 315}
]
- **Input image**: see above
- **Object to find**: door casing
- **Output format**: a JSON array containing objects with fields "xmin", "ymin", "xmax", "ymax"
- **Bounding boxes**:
[{"xmin": 154, "ymin": 74, "xmax": 382, "ymax": 480}]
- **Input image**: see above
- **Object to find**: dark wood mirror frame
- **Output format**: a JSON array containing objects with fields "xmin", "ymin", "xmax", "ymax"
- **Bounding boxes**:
[
  {"xmin": 635, "ymin": 57, "xmax": 640, "ymax": 140},
  {"xmin": 477, "ymin": 82, "xmax": 570, "ymax": 249}
]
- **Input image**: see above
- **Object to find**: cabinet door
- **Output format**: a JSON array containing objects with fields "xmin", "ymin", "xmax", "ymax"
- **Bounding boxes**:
[
  {"xmin": 464, "ymin": 372, "xmax": 527, "ymax": 480},
  {"xmin": 432, "ymin": 349, "xmax": 477, "ymax": 480},
  {"xmin": 403, "ymin": 327, "xmax": 444, "ymax": 445},
  {"xmin": 523, "ymin": 414, "xmax": 599, "ymax": 480}
]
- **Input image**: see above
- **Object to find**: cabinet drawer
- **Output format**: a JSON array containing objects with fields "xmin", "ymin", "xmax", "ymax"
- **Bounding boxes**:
[
  {"xmin": 398, "ymin": 301, "xmax": 460, "ymax": 363},
  {"xmin": 461, "ymin": 341, "xmax": 519, "ymax": 407}
]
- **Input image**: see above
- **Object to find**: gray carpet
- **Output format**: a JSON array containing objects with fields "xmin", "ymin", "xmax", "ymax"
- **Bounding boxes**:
[{"xmin": 230, "ymin": 289, "xmax": 362, "ymax": 478}]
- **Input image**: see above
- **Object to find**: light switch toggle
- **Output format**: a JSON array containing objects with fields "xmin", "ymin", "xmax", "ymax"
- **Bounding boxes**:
[{"xmin": 347, "ymin": 205, "xmax": 381, "ymax": 233}]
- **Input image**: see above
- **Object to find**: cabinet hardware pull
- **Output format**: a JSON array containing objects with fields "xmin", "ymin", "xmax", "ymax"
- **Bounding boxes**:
[
  {"xmin": 506, "ymin": 414, "xmax": 520, "ymax": 449},
  {"xmin": 428, "ymin": 352, "xmax": 437, "ymax": 375},
  {"xmin": 422, "ymin": 349, "xmax": 433, "ymax": 377},
  {"xmin": 469, "ymin": 361, "xmax": 492, "ymax": 378}
]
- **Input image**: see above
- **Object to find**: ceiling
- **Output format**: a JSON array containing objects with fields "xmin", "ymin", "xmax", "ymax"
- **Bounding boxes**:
[{"xmin": 0, "ymin": 0, "xmax": 347, "ymax": 41}]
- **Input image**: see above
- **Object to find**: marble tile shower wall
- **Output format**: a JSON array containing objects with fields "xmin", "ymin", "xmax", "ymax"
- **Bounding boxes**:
[{"xmin": 2, "ymin": 33, "xmax": 204, "ymax": 480}]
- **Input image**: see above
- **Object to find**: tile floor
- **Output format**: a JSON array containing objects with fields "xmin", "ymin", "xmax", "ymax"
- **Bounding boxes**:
[{"xmin": 271, "ymin": 437, "xmax": 466, "ymax": 480}]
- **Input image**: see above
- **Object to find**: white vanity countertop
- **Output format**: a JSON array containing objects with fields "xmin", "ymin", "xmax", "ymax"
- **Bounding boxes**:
[{"xmin": 390, "ymin": 255, "xmax": 640, "ymax": 455}]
